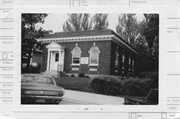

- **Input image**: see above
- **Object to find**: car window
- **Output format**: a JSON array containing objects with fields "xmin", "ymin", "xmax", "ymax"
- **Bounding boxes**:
[{"xmin": 22, "ymin": 76, "xmax": 55, "ymax": 85}]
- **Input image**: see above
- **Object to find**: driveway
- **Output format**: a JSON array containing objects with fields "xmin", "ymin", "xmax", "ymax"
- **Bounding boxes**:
[{"xmin": 60, "ymin": 89, "xmax": 124, "ymax": 105}]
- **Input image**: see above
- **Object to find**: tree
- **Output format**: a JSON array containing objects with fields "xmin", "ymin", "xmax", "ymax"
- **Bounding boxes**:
[
  {"xmin": 91, "ymin": 14, "xmax": 109, "ymax": 30},
  {"xmin": 22, "ymin": 14, "xmax": 52, "ymax": 69},
  {"xmin": 63, "ymin": 14, "xmax": 92, "ymax": 32},
  {"xmin": 62, "ymin": 13, "xmax": 109, "ymax": 32},
  {"xmin": 143, "ymin": 14, "xmax": 159, "ymax": 55},
  {"xmin": 142, "ymin": 14, "xmax": 159, "ymax": 70},
  {"xmin": 116, "ymin": 14, "xmax": 139, "ymax": 44},
  {"xmin": 116, "ymin": 14, "xmax": 159, "ymax": 73}
]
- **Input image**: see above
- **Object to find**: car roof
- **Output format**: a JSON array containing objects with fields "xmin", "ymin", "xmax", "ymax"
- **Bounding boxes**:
[{"xmin": 22, "ymin": 74, "xmax": 53, "ymax": 78}]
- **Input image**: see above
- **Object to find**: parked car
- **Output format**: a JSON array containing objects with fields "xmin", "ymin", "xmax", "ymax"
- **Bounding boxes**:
[
  {"xmin": 124, "ymin": 89, "xmax": 158, "ymax": 105},
  {"xmin": 21, "ymin": 74, "xmax": 65, "ymax": 104}
]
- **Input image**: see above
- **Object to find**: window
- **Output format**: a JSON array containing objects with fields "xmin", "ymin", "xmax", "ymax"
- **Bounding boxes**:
[
  {"xmin": 22, "ymin": 76, "xmax": 55, "ymax": 85},
  {"xmin": 132, "ymin": 59, "xmax": 134, "ymax": 71},
  {"xmin": 55, "ymin": 53, "xmax": 59, "ymax": 62},
  {"xmin": 72, "ymin": 46, "xmax": 81, "ymax": 64},
  {"xmin": 129, "ymin": 55, "xmax": 131, "ymax": 70},
  {"xmin": 129, "ymin": 56, "xmax": 131, "ymax": 65},
  {"xmin": 122, "ymin": 52, "xmax": 125, "ymax": 68},
  {"xmin": 115, "ymin": 47, "xmax": 119, "ymax": 67},
  {"xmin": 89, "ymin": 46, "xmax": 100, "ymax": 65}
]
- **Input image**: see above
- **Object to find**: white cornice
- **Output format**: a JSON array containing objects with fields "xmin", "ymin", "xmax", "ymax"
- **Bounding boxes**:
[
  {"xmin": 38, "ymin": 35, "xmax": 113, "ymax": 43},
  {"xmin": 39, "ymin": 34, "xmax": 137, "ymax": 54},
  {"xmin": 113, "ymin": 36, "xmax": 138, "ymax": 54}
]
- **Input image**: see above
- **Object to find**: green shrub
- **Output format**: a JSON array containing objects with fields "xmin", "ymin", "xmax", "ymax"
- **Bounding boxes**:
[
  {"xmin": 148, "ymin": 72, "xmax": 158, "ymax": 88},
  {"xmin": 138, "ymin": 71, "xmax": 158, "ymax": 88},
  {"xmin": 89, "ymin": 76, "xmax": 122, "ymax": 95},
  {"xmin": 138, "ymin": 72, "xmax": 149, "ymax": 78},
  {"xmin": 122, "ymin": 77, "xmax": 153, "ymax": 97},
  {"xmin": 85, "ymin": 75, "xmax": 89, "ymax": 78},
  {"xmin": 139, "ymin": 71, "xmax": 158, "ymax": 79},
  {"xmin": 71, "ymin": 74, "xmax": 75, "ymax": 77},
  {"xmin": 22, "ymin": 67, "xmax": 40, "ymax": 73},
  {"xmin": 78, "ymin": 73, "xmax": 85, "ymax": 77}
]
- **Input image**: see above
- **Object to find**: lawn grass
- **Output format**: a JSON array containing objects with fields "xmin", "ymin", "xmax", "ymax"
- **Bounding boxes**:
[{"xmin": 54, "ymin": 77, "xmax": 95, "ymax": 93}]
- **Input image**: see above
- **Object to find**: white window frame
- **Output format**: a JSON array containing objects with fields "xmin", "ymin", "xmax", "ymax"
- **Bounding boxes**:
[
  {"xmin": 115, "ymin": 46, "xmax": 119, "ymax": 68},
  {"xmin": 129, "ymin": 56, "xmax": 131, "ymax": 70},
  {"xmin": 71, "ymin": 46, "xmax": 82, "ymax": 66},
  {"xmin": 122, "ymin": 52, "xmax": 125, "ymax": 69},
  {"xmin": 132, "ymin": 59, "xmax": 134, "ymax": 71},
  {"xmin": 89, "ymin": 45, "xmax": 100, "ymax": 66},
  {"xmin": 55, "ymin": 52, "xmax": 59, "ymax": 62}
]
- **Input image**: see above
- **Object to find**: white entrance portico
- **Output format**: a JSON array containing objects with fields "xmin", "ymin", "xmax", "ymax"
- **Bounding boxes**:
[{"xmin": 46, "ymin": 42, "xmax": 65, "ymax": 72}]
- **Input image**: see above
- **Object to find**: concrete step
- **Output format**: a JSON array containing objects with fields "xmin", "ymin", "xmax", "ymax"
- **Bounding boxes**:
[{"xmin": 41, "ymin": 71, "xmax": 60, "ymax": 77}]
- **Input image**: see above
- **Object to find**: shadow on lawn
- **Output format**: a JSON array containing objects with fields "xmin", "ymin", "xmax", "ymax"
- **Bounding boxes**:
[{"xmin": 54, "ymin": 77, "xmax": 95, "ymax": 93}]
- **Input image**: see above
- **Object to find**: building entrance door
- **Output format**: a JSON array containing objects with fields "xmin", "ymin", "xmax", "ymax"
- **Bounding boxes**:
[{"xmin": 51, "ymin": 51, "xmax": 59, "ymax": 71}]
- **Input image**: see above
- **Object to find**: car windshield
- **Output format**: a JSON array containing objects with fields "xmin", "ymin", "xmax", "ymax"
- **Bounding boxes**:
[
  {"xmin": 21, "ymin": 75, "xmax": 55, "ymax": 85},
  {"xmin": 146, "ymin": 90, "xmax": 158, "ymax": 102}
]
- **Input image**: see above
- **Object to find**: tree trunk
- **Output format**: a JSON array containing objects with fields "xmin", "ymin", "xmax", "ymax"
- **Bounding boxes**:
[
  {"xmin": 26, "ymin": 44, "xmax": 33, "ymax": 69},
  {"xmin": 26, "ymin": 22, "xmax": 35, "ymax": 69}
]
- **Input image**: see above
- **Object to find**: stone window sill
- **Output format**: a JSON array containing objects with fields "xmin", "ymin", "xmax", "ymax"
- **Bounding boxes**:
[
  {"xmin": 71, "ymin": 64, "xmax": 80, "ymax": 66},
  {"xmin": 88, "ymin": 64, "xmax": 99, "ymax": 66}
]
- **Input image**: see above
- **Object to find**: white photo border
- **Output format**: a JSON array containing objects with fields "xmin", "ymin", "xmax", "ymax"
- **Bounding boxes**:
[{"xmin": 14, "ymin": 6, "xmax": 167, "ymax": 112}]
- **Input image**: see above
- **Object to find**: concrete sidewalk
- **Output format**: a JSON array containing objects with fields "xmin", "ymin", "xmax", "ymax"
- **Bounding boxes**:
[{"xmin": 64, "ymin": 89, "xmax": 124, "ymax": 105}]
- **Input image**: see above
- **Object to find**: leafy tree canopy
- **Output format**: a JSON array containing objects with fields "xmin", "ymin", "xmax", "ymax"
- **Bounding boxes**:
[
  {"xmin": 22, "ymin": 14, "xmax": 52, "ymax": 68},
  {"xmin": 63, "ymin": 13, "xmax": 109, "ymax": 32},
  {"xmin": 116, "ymin": 14, "xmax": 139, "ymax": 44},
  {"xmin": 142, "ymin": 14, "xmax": 159, "ymax": 55},
  {"xmin": 116, "ymin": 14, "xmax": 159, "ymax": 73},
  {"xmin": 63, "ymin": 14, "xmax": 91, "ymax": 31},
  {"xmin": 91, "ymin": 14, "xmax": 109, "ymax": 30}
]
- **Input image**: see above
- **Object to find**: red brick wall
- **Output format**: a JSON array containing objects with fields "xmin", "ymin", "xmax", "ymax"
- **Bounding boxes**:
[
  {"xmin": 41, "ymin": 41, "xmax": 112, "ymax": 75},
  {"xmin": 110, "ymin": 41, "xmax": 136, "ymax": 76}
]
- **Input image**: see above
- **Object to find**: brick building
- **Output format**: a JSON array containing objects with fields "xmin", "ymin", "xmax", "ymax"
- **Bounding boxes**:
[{"xmin": 39, "ymin": 29, "xmax": 138, "ymax": 76}]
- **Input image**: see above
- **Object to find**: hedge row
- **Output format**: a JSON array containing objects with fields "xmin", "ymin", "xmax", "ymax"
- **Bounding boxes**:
[
  {"xmin": 89, "ymin": 76, "xmax": 122, "ymax": 95},
  {"xmin": 89, "ymin": 73, "xmax": 158, "ymax": 97},
  {"xmin": 22, "ymin": 67, "xmax": 40, "ymax": 73},
  {"xmin": 121, "ymin": 77, "xmax": 153, "ymax": 97}
]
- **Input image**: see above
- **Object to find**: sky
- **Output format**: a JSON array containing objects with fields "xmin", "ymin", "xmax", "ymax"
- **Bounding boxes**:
[{"xmin": 36, "ymin": 14, "xmax": 145, "ymax": 33}]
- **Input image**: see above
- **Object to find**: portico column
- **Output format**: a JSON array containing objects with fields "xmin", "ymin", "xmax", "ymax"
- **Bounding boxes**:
[
  {"xmin": 62, "ymin": 51, "xmax": 65, "ymax": 72},
  {"xmin": 59, "ymin": 49, "xmax": 62, "ymax": 71},
  {"xmin": 50, "ymin": 51, "xmax": 53, "ymax": 71},
  {"xmin": 47, "ymin": 50, "xmax": 50, "ymax": 71}
]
